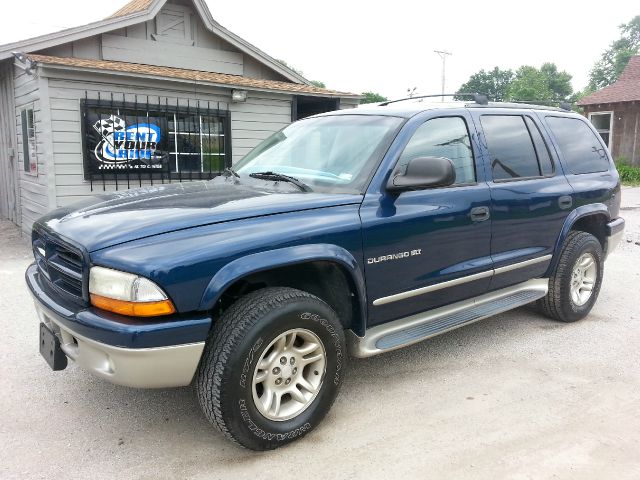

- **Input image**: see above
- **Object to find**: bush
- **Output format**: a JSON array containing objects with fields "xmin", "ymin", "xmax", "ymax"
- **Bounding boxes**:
[{"xmin": 616, "ymin": 162, "xmax": 640, "ymax": 184}]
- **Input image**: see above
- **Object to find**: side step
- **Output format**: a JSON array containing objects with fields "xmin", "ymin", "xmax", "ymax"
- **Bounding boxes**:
[{"xmin": 347, "ymin": 278, "xmax": 548, "ymax": 358}]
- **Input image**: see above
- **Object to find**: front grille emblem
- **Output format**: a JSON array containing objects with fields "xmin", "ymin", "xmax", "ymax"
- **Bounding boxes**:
[{"xmin": 37, "ymin": 246, "xmax": 46, "ymax": 257}]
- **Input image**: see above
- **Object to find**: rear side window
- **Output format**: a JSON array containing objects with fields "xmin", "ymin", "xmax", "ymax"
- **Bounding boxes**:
[
  {"xmin": 481, "ymin": 115, "xmax": 542, "ymax": 181},
  {"xmin": 398, "ymin": 116, "xmax": 476, "ymax": 185},
  {"xmin": 545, "ymin": 116, "xmax": 610, "ymax": 174}
]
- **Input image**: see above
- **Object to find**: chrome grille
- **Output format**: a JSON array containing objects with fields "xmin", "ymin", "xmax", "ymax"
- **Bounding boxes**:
[{"xmin": 32, "ymin": 228, "xmax": 87, "ymax": 305}]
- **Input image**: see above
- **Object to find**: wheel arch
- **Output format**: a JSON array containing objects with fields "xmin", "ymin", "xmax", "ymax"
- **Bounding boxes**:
[
  {"xmin": 546, "ymin": 204, "xmax": 610, "ymax": 276},
  {"xmin": 199, "ymin": 244, "xmax": 368, "ymax": 335}
]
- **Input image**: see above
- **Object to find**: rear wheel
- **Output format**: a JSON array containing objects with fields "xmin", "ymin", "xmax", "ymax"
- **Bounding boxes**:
[
  {"xmin": 195, "ymin": 287, "xmax": 346, "ymax": 450},
  {"xmin": 538, "ymin": 231, "xmax": 604, "ymax": 322}
]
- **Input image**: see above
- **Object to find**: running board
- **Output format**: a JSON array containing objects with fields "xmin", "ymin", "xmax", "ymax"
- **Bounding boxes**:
[{"xmin": 347, "ymin": 278, "xmax": 548, "ymax": 358}]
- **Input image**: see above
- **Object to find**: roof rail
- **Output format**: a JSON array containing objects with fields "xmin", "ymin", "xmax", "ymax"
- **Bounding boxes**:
[
  {"xmin": 379, "ymin": 93, "xmax": 487, "ymax": 106},
  {"xmin": 377, "ymin": 94, "xmax": 574, "ymax": 112}
]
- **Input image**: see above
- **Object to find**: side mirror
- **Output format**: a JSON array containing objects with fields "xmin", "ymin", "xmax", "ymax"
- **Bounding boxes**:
[{"xmin": 386, "ymin": 156, "xmax": 456, "ymax": 191}]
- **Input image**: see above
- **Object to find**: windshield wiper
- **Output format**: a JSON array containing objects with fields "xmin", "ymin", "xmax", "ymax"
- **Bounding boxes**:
[{"xmin": 248, "ymin": 171, "xmax": 312, "ymax": 192}]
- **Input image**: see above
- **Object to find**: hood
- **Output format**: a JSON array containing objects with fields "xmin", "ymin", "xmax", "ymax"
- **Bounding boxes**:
[{"xmin": 37, "ymin": 177, "xmax": 362, "ymax": 252}]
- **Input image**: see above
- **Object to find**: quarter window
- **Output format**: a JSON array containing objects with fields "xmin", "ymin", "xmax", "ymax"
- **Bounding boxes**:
[
  {"xmin": 546, "ymin": 116, "xmax": 610, "ymax": 174},
  {"xmin": 397, "ymin": 116, "xmax": 475, "ymax": 185},
  {"xmin": 481, "ymin": 115, "xmax": 545, "ymax": 181}
]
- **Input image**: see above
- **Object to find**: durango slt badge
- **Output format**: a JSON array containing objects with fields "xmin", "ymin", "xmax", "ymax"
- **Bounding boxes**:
[{"xmin": 368, "ymin": 249, "xmax": 422, "ymax": 264}]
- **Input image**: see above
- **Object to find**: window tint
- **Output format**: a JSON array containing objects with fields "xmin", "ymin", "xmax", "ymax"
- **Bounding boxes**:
[
  {"xmin": 547, "ymin": 116, "xmax": 610, "ymax": 174},
  {"xmin": 481, "ymin": 115, "xmax": 540, "ymax": 180},
  {"xmin": 398, "ymin": 116, "xmax": 475, "ymax": 184},
  {"xmin": 524, "ymin": 116, "xmax": 554, "ymax": 176}
]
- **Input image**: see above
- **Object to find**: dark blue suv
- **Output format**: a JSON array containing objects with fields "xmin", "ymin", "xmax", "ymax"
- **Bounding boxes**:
[{"xmin": 26, "ymin": 98, "xmax": 625, "ymax": 450}]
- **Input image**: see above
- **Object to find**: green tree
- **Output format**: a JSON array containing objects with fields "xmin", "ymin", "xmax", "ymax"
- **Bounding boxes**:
[
  {"xmin": 507, "ymin": 63, "xmax": 573, "ymax": 102},
  {"xmin": 360, "ymin": 91, "xmax": 388, "ymax": 104},
  {"xmin": 310, "ymin": 80, "xmax": 326, "ymax": 88},
  {"xmin": 588, "ymin": 16, "xmax": 640, "ymax": 90},
  {"xmin": 455, "ymin": 67, "xmax": 514, "ymax": 101}
]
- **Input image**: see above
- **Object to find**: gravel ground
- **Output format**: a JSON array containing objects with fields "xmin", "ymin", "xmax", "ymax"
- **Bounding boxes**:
[{"xmin": 1, "ymin": 187, "xmax": 639, "ymax": 480}]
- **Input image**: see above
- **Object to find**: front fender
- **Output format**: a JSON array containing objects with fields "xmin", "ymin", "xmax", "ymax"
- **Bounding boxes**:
[
  {"xmin": 198, "ymin": 244, "xmax": 368, "ymax": 331},
  {"xmin": 546, "ymin": 203, "xmax": 610, "ymax": 276}
]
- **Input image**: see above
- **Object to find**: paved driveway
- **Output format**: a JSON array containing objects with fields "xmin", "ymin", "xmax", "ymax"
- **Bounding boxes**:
[{"xmin": 1, "ymin": 188, "xmax": 640, "ymax": 480}]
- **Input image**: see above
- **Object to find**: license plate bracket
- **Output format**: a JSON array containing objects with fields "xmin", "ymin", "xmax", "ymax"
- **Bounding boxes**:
[{"xmin": 39, "ymin": 322, "xmax": 68, "ymax": 371}]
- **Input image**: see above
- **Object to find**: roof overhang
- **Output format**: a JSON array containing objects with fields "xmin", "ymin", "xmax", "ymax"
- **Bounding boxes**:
[{"xmin": 30, "ymin": 54, "xmax": 360, "ymax": 100}]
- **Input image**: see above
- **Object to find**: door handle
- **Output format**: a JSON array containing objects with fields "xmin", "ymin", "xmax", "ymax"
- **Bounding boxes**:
[
  {"xmin": 558, "ymin": 195, "xmax": 573, "ymax": 209},
  {"xmin": 470, "ymin": 206, "xmax": 490, "ymax": 222}
]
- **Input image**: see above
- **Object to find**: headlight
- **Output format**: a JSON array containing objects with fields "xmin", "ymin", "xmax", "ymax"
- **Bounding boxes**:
[{"xmin": 89, "ymin": 266, "xmax": 176, "ymax": 317}]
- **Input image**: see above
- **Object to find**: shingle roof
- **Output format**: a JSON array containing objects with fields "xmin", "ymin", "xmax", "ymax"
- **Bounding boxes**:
[
  {"xmin": 578, "ymin": 55, "xmax": 640, "ymax": 105},
  {"xmin": 107, "ymin": 0, "xmax": 154, "ymax": 19},
  {"xmin": 27, "ymin": 54, "xmax": 358, "ymax": 97}
]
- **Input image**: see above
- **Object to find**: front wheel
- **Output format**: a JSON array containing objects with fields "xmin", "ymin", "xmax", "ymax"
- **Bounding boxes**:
[
  {"xmin": 538, "ymin": 231, "xmax": 604, "ymax": 322},
  {"xmin": 195, "ymin": 287, "xmax": 346, "ymax": 450}
]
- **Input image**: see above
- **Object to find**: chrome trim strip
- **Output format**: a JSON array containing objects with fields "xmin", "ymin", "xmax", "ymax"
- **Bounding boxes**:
[
  {"xmin": 372, "ymin": 269, "xmax": 493, "ymax": 306},
  {"xmin": 493, "ymin": 254, "xmax": 552, "ymax": 275},
  {"xmin": 372, "ymin": 254, "xmax": 552, "ymax": 306},
  {"xmin": 348, "ymin": 278, "xmax": 549, "ymax": 358}
]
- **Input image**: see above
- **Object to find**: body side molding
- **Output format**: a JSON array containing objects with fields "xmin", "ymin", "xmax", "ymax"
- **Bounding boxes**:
[{"xmin": 373, "ymin": 254, "xmax": 551, "ymax": 306}]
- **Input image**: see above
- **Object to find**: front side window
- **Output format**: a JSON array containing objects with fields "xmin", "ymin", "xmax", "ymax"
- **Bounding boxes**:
[
  {"xmin": 546, "ymin": 116, "xmax": 610, "ymax": 174},
  {"xmin": 397, "ymin": 116, "xmax": 476, "ymax": 185},
  {"xmin": 235, "ymin": 115, "xmax": 404, "ymax": 193},
  {"xmin": 481, "ymin": 115, "xmax": 544, "ymax": 181},
  {"xmin": 588, "ymin": 112, "xmax": 613, "ymax": 148}
]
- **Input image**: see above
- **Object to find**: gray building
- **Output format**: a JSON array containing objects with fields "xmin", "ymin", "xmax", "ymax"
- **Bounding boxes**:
[{"xmin": 0, "ymin": 0, "xmax": 359, "ymax": 232}]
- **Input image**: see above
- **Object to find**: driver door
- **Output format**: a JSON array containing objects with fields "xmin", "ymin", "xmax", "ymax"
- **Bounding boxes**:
[{"xmin": 360, "ymin": 113, "xmax": 493, "ymax": 326}]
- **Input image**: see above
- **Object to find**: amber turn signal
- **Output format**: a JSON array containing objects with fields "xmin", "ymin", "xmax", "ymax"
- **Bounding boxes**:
[{"xmin": 90, "ymin": 294, "xmax": 176, "ymax": 317}]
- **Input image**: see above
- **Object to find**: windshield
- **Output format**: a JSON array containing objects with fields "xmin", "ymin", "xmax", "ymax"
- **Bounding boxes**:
[{"xmin": 234, "ymin": 115, "xmax": 404, "ymax": 193}]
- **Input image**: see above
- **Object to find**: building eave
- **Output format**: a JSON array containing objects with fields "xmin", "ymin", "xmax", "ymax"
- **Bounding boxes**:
[{"xmin": 35, "ymin": 61, "xmax": 361, "ymax": 100}]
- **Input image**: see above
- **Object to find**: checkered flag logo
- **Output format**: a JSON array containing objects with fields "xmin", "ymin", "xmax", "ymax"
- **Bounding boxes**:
[{"xmin": 94, "ymin": 115, "xmax": 125, "ymax": 137}]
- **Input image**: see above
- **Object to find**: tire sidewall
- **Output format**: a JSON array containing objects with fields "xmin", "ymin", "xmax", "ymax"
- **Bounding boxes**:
[
  {"xmin": 558, "ymin": 235, "xmax": 604, "ymax": 322},
  {"xmin": 221, "ymin": 298, "xmax": 345, "ymax": 449}
]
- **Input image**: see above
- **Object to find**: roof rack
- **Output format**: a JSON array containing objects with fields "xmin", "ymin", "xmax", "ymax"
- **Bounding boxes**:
[
  {"xmin": 379, "ymin": 93, "xmax": 487, "ymax": 106},
  {"xmin": 378, "ymin": 93, "xmax": 574, "ymax": 111}
]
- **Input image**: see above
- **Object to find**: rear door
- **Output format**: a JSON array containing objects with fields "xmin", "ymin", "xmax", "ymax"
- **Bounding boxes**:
[
  {"xmin": 360, "ymin": 111, "xmax": 493, "ymax": 326},
  {"xmin": 470, "ymin": 111, "xmax": 573, "ymax": 290}
]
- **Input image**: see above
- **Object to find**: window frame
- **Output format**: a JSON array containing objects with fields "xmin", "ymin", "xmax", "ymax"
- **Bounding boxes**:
[
  {"xmin": 588, "ymin": 111, "xmax": 613, "ymax": 149},
  {"xmin": 21, "ymin": 107, "xmax": 37, "ymax": 176},
  {"xmin": 393, "ymin": 115, "xmax": 478, "ymax": 189},
  {"xmin": 480, "ymin": 114, "xmax": 556, "ymax": 184}
]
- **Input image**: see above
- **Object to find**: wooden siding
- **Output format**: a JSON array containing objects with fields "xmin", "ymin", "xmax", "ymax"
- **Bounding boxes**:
[
  {"xmin": 583, "ymin": 104, "xmax": 640, "ymax": 166},
  {"xmin": 0, "ymin": 61, "xmax": 19, "ymax": 223},
  {"xmin": 43, "ymin": 72, "xmax": 291, "ymax": 207},
  {"xmin": 14, "ymin": 66, "xmax": 48, "ymax": 232},
  {"xmin": 101, "ymin": 33, "xmax": 243, "ymax": 75}
]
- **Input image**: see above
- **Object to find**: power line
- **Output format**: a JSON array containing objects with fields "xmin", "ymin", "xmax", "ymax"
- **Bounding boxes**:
[{"xmin": 434, "ymin": 50, "xmax": 452, "ymax": 102}]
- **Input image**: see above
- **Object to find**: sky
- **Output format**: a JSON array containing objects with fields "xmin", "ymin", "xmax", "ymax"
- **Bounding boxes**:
[{"xmin": 0, "ymin": 0, "xmax": 638, "ymax": 99}]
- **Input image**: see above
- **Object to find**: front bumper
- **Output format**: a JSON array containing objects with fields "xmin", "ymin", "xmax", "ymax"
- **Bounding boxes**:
[
  {"xmin": 26, "ymin": 263, "xmax": 210, "ymax": 388},
  {"xmin": 605, "ymin": 217, "xmax": 625, "ymax": 258}
]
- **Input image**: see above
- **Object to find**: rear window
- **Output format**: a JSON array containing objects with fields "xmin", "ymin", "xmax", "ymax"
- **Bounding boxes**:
[{"xmin": 546, "ymin": 116, "xmax": 610, "ymax": 174}]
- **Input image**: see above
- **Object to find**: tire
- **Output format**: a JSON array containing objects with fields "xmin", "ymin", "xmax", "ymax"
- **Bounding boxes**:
[
  {"xmin": 195, "ymin": 287, "xmax": 346, "ymax": 450},
  {"xmin": 538, "ymin": 231, "xmax": 604, "ymax": 322}
]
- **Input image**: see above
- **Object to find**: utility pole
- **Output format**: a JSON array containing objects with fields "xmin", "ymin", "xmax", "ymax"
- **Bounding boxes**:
[{"xmin": 434, "ymin": 50, "xmax": 452, "ymax": 101}]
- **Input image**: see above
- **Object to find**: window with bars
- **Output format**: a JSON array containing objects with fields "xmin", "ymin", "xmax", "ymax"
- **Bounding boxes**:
[{"xmin": 81, "ymin": 94, "xmax": 231, "ymax": 190}]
